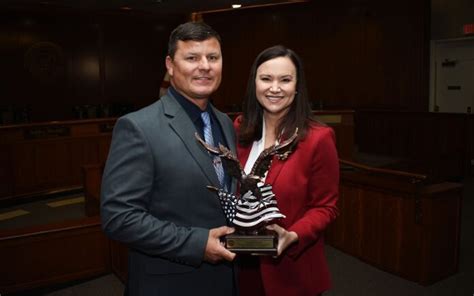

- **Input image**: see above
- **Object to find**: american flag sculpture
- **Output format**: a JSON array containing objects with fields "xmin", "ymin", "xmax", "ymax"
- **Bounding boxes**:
[{"xmin": 195, "ymin": 129, "xmax": 298, "ymax": 231}]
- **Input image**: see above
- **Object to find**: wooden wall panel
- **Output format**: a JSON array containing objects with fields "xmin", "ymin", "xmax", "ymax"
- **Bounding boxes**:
[
  {"xmin": 1, "ymin": 2, "xmax": 430, "ymax": 123},
  {"xmin": 69, "ymin": 140, "xmax": 97, "ymax": 185},
  {"xmin": 83, "ymin": 164, "xmax": 103, "ymax": 217},
  {"xmin": 101, "ymin": 16, "xmax": 174, "ymax": 107},
  {"xmin": 0, "ymin": 218, "xmax": 109, "ymax": 294},
  {"xmin": 0, "ymin": 11, "xmax": 184, "ymax": 123},
  {"xmin": 327, "ymin": 163, "xmax": 462, "ymax": 285},
  {"xmin": 356, "ymin": 110, "xmax": 472, "ymax": 180},
  {"xmin": 0, "ymin": 145, "xmax": 13, "ymax": 197},
  {"xmin": 0, "ymin": 110, "xmax": 353, "ymax": 202},
  {"xmin": 12, "ymin": 142, "xmax": 40, "ymax": 192},
  {"xmin": 1, "ymin": 13, "xmax": 99, "ymax": 122},
  {"xmin": 83, "ymin": 163, "xmax": 128, "ymax": 281},
  {"xmin": 202, "ymin": 0, "xmax": 429, "ymax": 112},
  {"xmin": 342, "ymin": 186, "xmax": 362, "ymax": 255},
  {"xmin": 0, "ymin": 118, "xmax": 115, "ymax": 202},
  {"xmin": 110, "ymin": 239, "xmax": 129, "ymax": 283},
  {"xmin": 35, "ymin": 140, "xmax": 72, "ymax": 188},
  {"xmin": 397, "ymin": 192, "xmax": 422, "ymax": 281},
  {"xmin": 419, "ymin": 188, "xmax": 461, "ymax": 283},
  {"xmin": 359, "ymin": 188, "xmax": 381, "ymax": 263}
]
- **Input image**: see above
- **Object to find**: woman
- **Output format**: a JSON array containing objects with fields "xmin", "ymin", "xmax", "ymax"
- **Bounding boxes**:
[{"xmin": 235, "ymin": 45, "xmax": 339, "ymax": 296}]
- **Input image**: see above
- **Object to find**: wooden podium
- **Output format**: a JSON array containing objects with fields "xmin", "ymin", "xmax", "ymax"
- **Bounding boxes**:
[
  {"xmin": 327, "ymin": 159, "xmax": 462, "ymax": 285},
  {"xmin": 82, "ymin": 164, "xmax": 128, "ymax": 283}
]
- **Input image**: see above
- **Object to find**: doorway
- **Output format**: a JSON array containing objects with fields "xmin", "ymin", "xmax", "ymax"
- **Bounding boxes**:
[{"xmin": 430, "ymin": 37, "xmax": 474, "ymax": 113}]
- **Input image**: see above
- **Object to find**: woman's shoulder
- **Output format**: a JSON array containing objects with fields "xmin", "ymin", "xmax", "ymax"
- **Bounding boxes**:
[
  {"xmin": 307, "ymin": 121, "xmax": 334, "ymax": 135},
  {"xmin": 302, "ymin": 122, "xmax": 336, "ymax": 145}
]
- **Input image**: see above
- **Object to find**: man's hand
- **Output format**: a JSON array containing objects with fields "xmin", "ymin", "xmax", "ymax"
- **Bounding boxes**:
[
  {"xmin": 204, "ymin": 226, "xmax": 236, "ymax": 263},
  {"xmin": 266, "ymin": 224, "xmax": 298, "ymax": 256}
]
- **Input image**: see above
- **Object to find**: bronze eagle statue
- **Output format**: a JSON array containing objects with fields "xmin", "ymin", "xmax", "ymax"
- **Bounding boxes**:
[
  {"xmin": 195, "ymin": 129, "xmax": 298, "ymax": 230},
  {"xmin": 195, "ymin": 128, "xmax": 298, "ymax": 200}
]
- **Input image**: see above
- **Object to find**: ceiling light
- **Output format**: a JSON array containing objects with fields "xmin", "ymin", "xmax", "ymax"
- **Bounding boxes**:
[{"xmin": 232, "ymin": 4, "xmax": 242, "ymax": 8}]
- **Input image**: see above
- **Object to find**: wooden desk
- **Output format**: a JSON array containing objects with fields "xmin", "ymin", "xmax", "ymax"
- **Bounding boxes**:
[
  {"xmin": 0, "ymin": 217, "xmax": 109, "ymax": 294},
  {"xmin": 314, "ymin": 110, "xmax": 354, "ymax": 160},
  {"xmin": 327, "ymin": 159, "xmax": 462, "ymax": 285},
  {"xmin": 356, "ymin": 110, "xmax": 474, "ymax": 180},
  {"xmin": 83, "ymin": 164, "xmax": 128, "ymax": 282},
  {"xmin": 1, "ymin": 110, "xmax": 354, "ymax": 203},
  {"xmin": 0, "ymin": 118, "xmax": 115, "ymax": 203}
]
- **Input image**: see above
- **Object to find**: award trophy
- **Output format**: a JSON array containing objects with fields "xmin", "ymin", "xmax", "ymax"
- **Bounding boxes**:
[{"xmin": 195, "ymin": 129, "xmax": 298, "ymax": 255}]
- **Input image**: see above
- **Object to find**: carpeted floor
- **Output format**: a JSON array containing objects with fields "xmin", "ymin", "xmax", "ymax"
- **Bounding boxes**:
[{"xmin": 0, "ymin": 191, "xmax": 86, "ymax": 231}]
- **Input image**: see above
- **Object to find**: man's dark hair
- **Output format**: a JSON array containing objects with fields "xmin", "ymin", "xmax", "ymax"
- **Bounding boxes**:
[{"xmin": 167, "ymin": 21, "xmax": 222, "ymax": 59}]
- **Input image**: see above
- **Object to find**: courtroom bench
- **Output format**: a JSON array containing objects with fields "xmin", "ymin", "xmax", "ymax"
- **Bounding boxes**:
[
  {"xmin": 0, "ymin": 118, "xmax": 115, "ymax": 204},
  {"xmin": 326, "ymin": 159, "xmax": 462, "ymax": 285},
  {"xmin": 0, "ymin": 217, "xmax": 110, "ymax": 294},
  {"xmin": 0, "ymin": 110, "xmax": 353, "ymax": 205},
  {"xmin": 82, "ymin": 157, "xmax": 462, "ymax": 286}
]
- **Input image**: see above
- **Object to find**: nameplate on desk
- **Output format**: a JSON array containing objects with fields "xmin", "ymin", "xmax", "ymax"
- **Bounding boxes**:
[
  {"xmin": 23, "ymin": 126, "xmax": 70, "ymax": 139},
  {"xmin": 315, "ymin": 115, "xmax": 342, "ymax": 124}
]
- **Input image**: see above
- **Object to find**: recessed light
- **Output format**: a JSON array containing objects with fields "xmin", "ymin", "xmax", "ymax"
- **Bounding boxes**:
[{"xmin": 232, "ymin": 4, "xmax": 242, "ymax": 8}]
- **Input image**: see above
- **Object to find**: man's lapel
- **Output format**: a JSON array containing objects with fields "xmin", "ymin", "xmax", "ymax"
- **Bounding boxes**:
[{"xmin": 162, "ymin": 94, "xmax": 220, "ymax": 187}]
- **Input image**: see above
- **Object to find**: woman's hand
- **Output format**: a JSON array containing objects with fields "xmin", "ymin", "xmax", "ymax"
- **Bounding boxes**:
[{"xmin": 266, "ymin": 224, "xmax": 298, "ymax": 256}]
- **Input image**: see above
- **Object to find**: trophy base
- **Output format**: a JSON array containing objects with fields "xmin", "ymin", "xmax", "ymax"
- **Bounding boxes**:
[{"xmin": 223, "ymin": 233, "xmax": 278, "ymax": 256}]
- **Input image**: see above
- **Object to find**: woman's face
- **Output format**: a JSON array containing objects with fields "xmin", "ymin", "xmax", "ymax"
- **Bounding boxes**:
[{"xmin": 255, "ymin": 56, "xmax": 297, "ymax": 119}]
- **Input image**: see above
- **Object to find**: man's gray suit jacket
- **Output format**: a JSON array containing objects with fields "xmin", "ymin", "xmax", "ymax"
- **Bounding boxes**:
[{"xmin": 101, "ymin": 92, "xmax": 237, "ymax": 296}]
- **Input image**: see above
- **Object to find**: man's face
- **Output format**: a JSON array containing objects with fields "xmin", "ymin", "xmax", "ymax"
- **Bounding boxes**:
[{"xmin": 166, "ymin": 38, "xmax": 222, "ymax": 108}]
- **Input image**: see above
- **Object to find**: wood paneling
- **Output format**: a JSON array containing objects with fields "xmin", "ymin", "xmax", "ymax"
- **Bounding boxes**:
[
  {"xmin": 83, "ymin": 163, "xmax": 129, "ymax": 282},
  {"xmin": 202, "ymin": 0, "xmax": 429, "ymax": 112},
  {"xmin": 0, "ymin": 118, "xmax": 114, "ymax": 202},
  {"xmin": 327, "ymin": 160, "xmax": 462, "ymax": 285},
  {"xmin": 1, "ymin": 2, "xmax": 430, "ymax": 122},
  {"xmin": 0, "ymin": 11, "xmax": 183, "ymax": 123},
  {"xmin": 315, "ymin": 110, "xmax": 355, "ymax": 160},
  {"xmin": 1, "ymin": 109, "xmax": 353, "ymax": 203},
  {"xmin": 110, "ymin": 239, "xmax": 128, "ymax": 283},
  {"xmin": 82, "ymin": 164, "xmax": 103, "ymax": 217},
  {"xmin": 0, "ymin": 217, "xmax": 110, "ymax": 294},
  {"xmin": 356, "ymin": 110, "xmax": 473, "ymax": 180}
]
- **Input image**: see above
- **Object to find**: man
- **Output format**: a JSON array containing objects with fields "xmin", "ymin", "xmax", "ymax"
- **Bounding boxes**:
[{"xmin": 101, "ymin": 22, "xmax": 237, "ymax": 296}]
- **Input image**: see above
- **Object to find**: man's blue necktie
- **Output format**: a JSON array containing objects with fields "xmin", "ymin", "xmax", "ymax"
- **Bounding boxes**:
[{"xmin": 201, "ymin": 111, "xmax": 225, "ymax": 187}]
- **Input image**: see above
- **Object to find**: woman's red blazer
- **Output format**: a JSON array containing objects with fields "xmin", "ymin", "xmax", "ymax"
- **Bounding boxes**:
[{"xmin": 234, "ymin": 117, "xmax": 339, "ymax": 296}]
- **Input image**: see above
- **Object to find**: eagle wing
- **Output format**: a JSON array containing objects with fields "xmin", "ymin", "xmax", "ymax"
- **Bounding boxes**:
[
  {"xmin": 250, "ymin": 128, "xmax": 299, "ymax": 178},
  {"xmin": 217, "ymin": 143, "xmax": 245, "ymax": 180},
  {"xmin": 250, "ymin": 146, "xmax": 276, "ymax": 179},
  {"xmin": 195, "ymin": 132, "xmax": 244, "ymax": 181}
]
